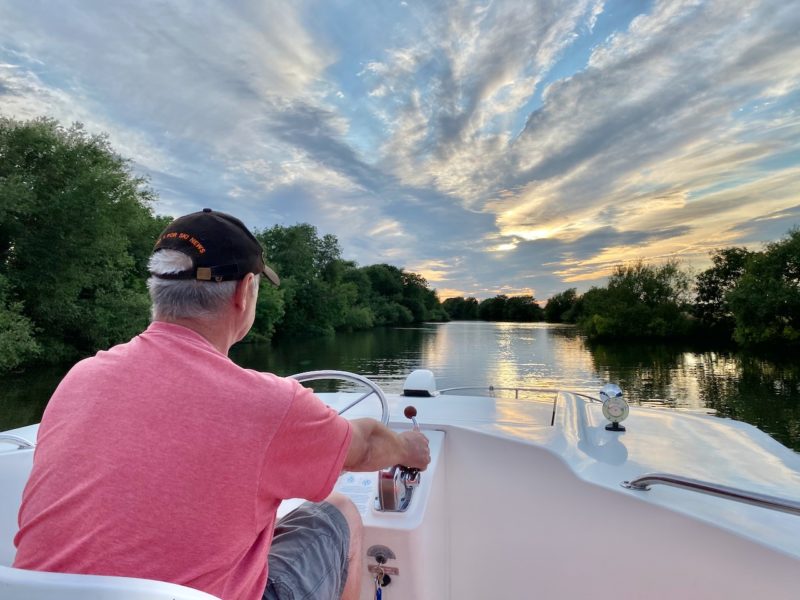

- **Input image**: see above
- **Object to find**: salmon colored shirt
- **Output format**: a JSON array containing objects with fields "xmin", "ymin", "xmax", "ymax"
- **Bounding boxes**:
[{"xmin": 14, "ymin": 321, "xmax": 352, "ymax": 600}]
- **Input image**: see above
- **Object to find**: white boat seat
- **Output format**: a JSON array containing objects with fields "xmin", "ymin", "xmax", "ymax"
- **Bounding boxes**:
[
  {"xmin": 0, "ymin": 436, "xmax": 36, "ymax": 568},
  {"xmin": 0, "ymin": 565, "xmax": 220, "ymax": 599}
]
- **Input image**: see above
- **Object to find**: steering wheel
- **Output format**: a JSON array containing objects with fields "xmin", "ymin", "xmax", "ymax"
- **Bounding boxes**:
[{"xmin": 289, "ymin": 370, "xmax": 390, "ymax": 426}]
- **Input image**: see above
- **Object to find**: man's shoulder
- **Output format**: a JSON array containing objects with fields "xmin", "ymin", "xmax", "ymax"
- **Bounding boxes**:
[
  {"xmin": 61, "ymin": 335, "xmax": 140, "ymax": 377},
  {"xmin": 235, "ymin": 367, "xmax": 299, "ymax": 397}
]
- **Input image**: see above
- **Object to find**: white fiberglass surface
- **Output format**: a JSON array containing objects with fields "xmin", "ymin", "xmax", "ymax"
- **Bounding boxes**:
[
  {"xmin": 443, "ymin": 426, "xmax": 800, "ymax": 599},
  {"xmin": 327, "ymin": 390, "xmax": 800, "ymax": 563},
  {"xmin": 4, "ymin": 393, "xmax": 800, "ymax": 598}
]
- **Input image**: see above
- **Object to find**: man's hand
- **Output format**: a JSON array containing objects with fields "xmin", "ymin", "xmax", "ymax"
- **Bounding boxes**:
[
  {"xmin": 398, "ymin": 430, "xmax": 430, "ymax": 470},
  {"xmin": 344, "ymin": 419, "xmax": 431, "ymax": 473}
]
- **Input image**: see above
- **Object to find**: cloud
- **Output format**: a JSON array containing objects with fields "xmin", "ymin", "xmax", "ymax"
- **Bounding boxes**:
[
  {"xmin": 1, "ymin": 0, "xmax": 799, "ymax": 300},
  {"xmin": 361, "ymin": 1, "xmax": 601, "ymax": 195},
  {"xmin": 477, "ymin": 0, "xmax": 800, "ymax": 277}
]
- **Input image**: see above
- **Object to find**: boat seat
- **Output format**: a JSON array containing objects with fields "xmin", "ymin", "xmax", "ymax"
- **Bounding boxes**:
[
  {"xmin": 0, "ymin": 565, "xmax": 220, "ymax": 599},
  {"xmin": 0, "ymin": 437, "xmax": 36, "ymax": 568}
]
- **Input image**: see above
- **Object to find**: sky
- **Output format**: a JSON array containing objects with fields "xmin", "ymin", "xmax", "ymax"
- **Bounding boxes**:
[{"xmin": 1, "ymin": 0, "xmax": 799, "ymax": 300}]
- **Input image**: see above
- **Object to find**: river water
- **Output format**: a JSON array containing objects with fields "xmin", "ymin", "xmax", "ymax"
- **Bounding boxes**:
[{"xmin": 2, "ymin": 321, "xmax": 799, "ymax": 451}]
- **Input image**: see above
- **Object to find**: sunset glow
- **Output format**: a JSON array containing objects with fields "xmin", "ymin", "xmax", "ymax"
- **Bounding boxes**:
[{"xmin": 2, "ymin": 0, "xmax": 798, "ymax": 300}]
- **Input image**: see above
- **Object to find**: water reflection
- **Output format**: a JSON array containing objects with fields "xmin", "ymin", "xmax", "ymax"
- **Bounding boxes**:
[
  {"xmin": 231, "ymin": 326, "xmax": 439, "ymax": 393},
  {"xmin": 589, "ymin": 343, "xmax": 700, "ymax": 408},
  {"xmin": 696, "ymin": 354, "xmax": 800, "ymax": 450},
  {"xmin": 587, "ymin": 342, "xmax": 800, "ymax": 450},
  {"xmin": 419, "ymin": 322, "xmax": 602, "ymax": 393},
  {"xmin": 0, "ymin": 365, "xmax": 69, "ymax": 431},
  {"xmin": 2, "ymin": 322, "xmax": 798, "ymax": 451}
]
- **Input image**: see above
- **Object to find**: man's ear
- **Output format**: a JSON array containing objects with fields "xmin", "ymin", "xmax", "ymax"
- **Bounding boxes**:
[{"xmin": 234, "ymin": 274, "xmax": 255, "ymax": 311}]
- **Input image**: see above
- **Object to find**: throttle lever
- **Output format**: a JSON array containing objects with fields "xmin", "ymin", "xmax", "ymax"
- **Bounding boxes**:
[
  {"xmin": 401, "ymin": 405, "xmax": 421, "ymax": 480},
  {"xmin": 376, "ymin": 405, "xmax": 423, "ymax": 512},
  {"xmin": 404, "ymin": 405, "xmax": 420, "ymax": 431}
]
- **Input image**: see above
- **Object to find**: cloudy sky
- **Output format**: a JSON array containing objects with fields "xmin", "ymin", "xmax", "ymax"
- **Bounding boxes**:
[{"xmin": 2, "ymin": 0, "xmax": 799, "ymax": 300}]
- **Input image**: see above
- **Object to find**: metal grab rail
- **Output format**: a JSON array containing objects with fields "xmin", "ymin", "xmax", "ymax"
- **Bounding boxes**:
[
  {"xmin": 439, "ymin": 385, "xmax": 598, "ymax": 402},
  {"xmin": 622, "ymin": 473, "xmax": 800, "ymax": 517},
  {"xmin": 0, "ymin": 434, "xmax": 35, "ymax": 450},
  {"xmin": 439, "ymin": 385, "xmax": 600, "ymax": 427}
]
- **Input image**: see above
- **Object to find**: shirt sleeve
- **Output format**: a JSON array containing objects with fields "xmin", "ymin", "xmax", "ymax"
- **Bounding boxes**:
[{"xmin": 260, "ymin": 380, "xmax": 353, "ymax": 502}]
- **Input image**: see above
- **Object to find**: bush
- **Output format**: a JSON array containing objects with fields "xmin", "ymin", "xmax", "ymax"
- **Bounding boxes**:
[
  {"xmin": 577, "ymin": 260, "xmax": 693, "ymax": 340},
  {"xmin": 728, "ymin": 230, "xmax": 800, "ymax": 348}
]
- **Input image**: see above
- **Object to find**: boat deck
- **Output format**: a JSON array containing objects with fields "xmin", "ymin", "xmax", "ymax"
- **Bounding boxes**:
[{"xmin": 3, "ymin": 383, "xmax": 800, "ymax": 598}]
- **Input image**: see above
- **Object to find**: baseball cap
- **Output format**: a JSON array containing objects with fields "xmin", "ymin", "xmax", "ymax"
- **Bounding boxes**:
[{"xmin": 151, "ymin": 208, "xmax": 280, "ymax": 285}]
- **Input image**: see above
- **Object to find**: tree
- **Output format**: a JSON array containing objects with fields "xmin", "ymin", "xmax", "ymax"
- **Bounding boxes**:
[
  {"xmin": 361, "ymin": 264, "xmax": 412, "ymax": 326},
  {"xmin": 400, "ymin": 271, "xmax": 449, "ymax": 322},
  {"xmin": 694, "ymin": 247, "xmax": 752, "ymax": 335},
  {"xmin": 256, "ymin": 224, "xmax": 347, "ymax": 337},
  {"xmin": 245, "ymin": 282, "xmax": 286, "ymax": 343},
  {"xmin": 727, "ymin": 230, "xmax": 800, "ymax": 347},
  {"xmin": 442, "ymin": 297, "xmax": 479, "ymax": 320},
  {"xmin": 332, "ymin": 262, "xmax": 376, "ymax": 331},
  {"xmin": 544, "ymin": 288, "xmax": 578, "ymax": 323},
  {"xmin": 478, "ymin": 295, "xmax": 508, "ymax": 320},
  {"xmin": 474, "ymin": 294, "xmax": 543, "ymax": 321},
  {"xmin": 577, "ymin": 260, "xmax": 693, "ymax": 340},
  {"xmin": 504, "ymin": 295, "xmax": 544, "ymax": 321},
  {"xmin": 0, "ymin": 274, "xmax": 40, "ymax": 371},
  {"xmin": 0, "ymin": 117, "xmax": 163, "ymax": 368}
]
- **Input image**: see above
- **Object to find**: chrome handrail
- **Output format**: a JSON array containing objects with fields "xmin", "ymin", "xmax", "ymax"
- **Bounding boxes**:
[
  {"xmin": 622, "ymin": 473, "xmax": 800, "ymax": 517},
  {"xmin": 439, "ymin": 385, "xmax": 600, "ymax": 427},
  {"xmin": 0, "ymin": 434, "xmax": 36, "ymax": 450},
  {"xmin": 439, "ymin": 385, "xmax": 599, "ymax": 402}
]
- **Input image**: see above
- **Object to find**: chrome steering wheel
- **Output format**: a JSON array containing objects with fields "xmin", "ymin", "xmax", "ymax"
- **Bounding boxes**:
[{"xmin": 289, "ymin": 370, "xmax": 390, "ymax": 426}]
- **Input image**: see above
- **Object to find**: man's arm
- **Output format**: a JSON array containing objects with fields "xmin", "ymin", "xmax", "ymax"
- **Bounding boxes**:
[{"xmin": 343, "ymin": 418, "xmax": 431, "ymax": 472}]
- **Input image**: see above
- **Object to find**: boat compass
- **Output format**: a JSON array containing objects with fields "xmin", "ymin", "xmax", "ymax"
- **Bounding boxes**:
[{"xmin": 600, "ymin": 383, "xmax": 629, "ymax": 432}]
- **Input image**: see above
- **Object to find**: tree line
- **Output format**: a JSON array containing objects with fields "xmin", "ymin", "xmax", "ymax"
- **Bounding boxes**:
[
  {"xmin": 442, "ymin": 232, "xmax": 800, "ymax": 350},
  {"xmin": 442, "ymin": 295, "xmax": 544, "ymax": 321},
  {"xmin": 2, "ymin": 116, "xmax": 797, "ymax": 373},
  {"xmin": 0, "ymin": 117, "xmax": 448, "ymax": 373}
]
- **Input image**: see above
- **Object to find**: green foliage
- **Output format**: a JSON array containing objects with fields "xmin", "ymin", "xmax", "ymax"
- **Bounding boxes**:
[
  {"xmin": 544, "ymin": 288, "xmax": 578, "ymax": 323},
  {"xmin": 727, "ymin": 230, "xmax": 800, "ymax": 348},
  {"xmin": 0, "ymin": 117, "xmax": 161, "ymax": 368},
  {"xmin": 255, "ymin": 228, "xmax": 447, "ymax": 338},
  {"xmin": 245, "ymin": 282, "xmax": 286, "ymax": 343},
  {"xmin": 475, "ymin": 294, "xmax": 543, "ymax": 322},
  {"xmin": 477, "ymin": 295, "xmax": 507, "ymax": 320},
  {"xmin": 256, "ymin": 224, "xmax": 343, "ymax": 338},
  {"xmin": 357, "ymin": 263, "xmax": 447, "ymax": 326},
  {"xmin": 443, "ymin": 294, "xmax": 544, "ymax": 322},
  {"xmin": 547, "ymin": 227, "xmax": 800, "ymax": 349},
  {"xmin": 341, "ymin": 305, "xmax": 375, "ymax": 330},
  {"xmin": 400, "ymin": 270, "xmax": 448, "ymax": 322},
  {"xmin": 576, "ymin": 260, "xmax": 693, "ymax": 340},
  {"xmin": 694, "ymin": 247, "xmax": 752, "ymax": 335},
  {"xmin": 0, "ymin": 274, "xmax": 40, "ymax": 371},
  {"xmin": 505, "ymin": 295, "xmax": 544, "ymax": 321},
  {"xmin": 442, "ymin": 296, "xmax": 479, "ymax": 320}
]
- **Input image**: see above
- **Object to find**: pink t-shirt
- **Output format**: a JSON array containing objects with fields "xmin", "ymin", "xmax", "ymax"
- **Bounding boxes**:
[{"xmin": 14, "ymin": 321, "xmax": 352, "ymax": 600}]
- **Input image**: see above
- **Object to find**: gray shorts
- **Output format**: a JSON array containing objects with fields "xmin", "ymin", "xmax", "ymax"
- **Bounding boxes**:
[{"xmin": 263, "ymin": 501, "xmax": 351, "ymax": 600}]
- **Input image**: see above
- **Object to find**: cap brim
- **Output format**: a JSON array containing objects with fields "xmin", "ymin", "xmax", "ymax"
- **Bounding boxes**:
[{"xmin": 262, "ymin": 264, "xmax": 281, "ymax": 286}]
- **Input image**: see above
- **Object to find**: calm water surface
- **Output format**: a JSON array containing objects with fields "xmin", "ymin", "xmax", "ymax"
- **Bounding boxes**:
[{"xmin": 2, "ymin": 321, "xmax": 799, "ymax": 451}]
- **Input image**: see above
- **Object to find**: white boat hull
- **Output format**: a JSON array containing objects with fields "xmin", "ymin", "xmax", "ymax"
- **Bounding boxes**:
[{"xmin": 3, "ymin": 374, "xmax": 800, "ymax": 598}]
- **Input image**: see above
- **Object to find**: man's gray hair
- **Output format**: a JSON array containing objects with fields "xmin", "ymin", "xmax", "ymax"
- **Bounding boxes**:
[{"xmin": 147, "ymin": 250, "xmax": 258, "ymax": 321}]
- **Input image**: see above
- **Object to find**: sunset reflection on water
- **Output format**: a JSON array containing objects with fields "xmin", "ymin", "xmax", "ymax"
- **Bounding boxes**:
[{"xmin": 4, "ymin": 321, "xmax": 798, "ymax": 451}]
